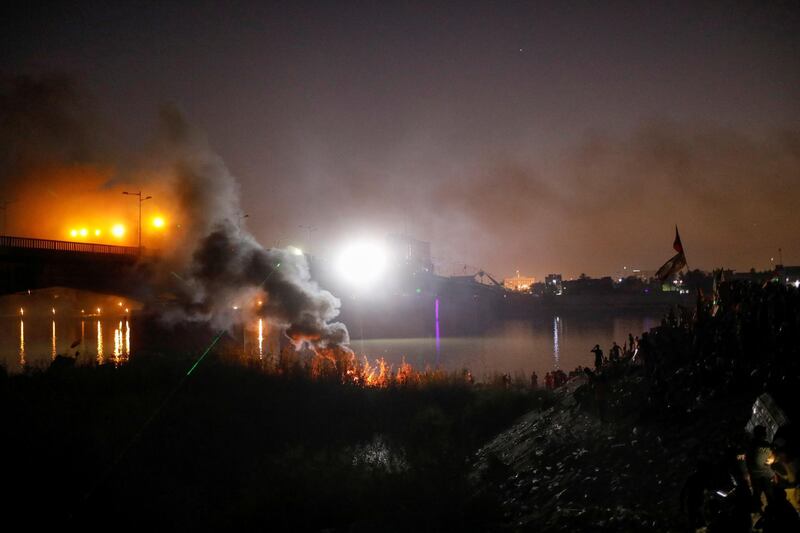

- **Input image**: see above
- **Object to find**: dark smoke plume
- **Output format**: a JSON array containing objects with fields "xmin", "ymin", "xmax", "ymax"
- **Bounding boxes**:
[
  {"xmin": 156, "ymin": 105, "xmax": 349, "ymax": 347},
  {"xmin": 1, "ymin": 75, "xmax": 349, "ymax": 349}
]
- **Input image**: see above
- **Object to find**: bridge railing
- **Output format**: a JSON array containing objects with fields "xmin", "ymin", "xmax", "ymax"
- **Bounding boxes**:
[{"xmin": 0, "ymin": 235, "xmax": 140, "ymax": 256}]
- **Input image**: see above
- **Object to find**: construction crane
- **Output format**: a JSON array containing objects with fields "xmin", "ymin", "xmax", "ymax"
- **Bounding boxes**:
[{"xmin": 477, "ymin": 270, "xmax": 505, "ymax": 289}]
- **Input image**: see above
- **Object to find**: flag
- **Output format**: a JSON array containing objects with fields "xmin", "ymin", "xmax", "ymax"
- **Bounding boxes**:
[
  {"xmin": 673, "ymin": 225, "xmax": 684, "ymax": 254},
  {"xmin": 656, "ymin": 252, "xmax": 687, "ymax": 281},
  {"xmin": 656, "ymin": 225, "xmax": 687, "ymax": 281}
]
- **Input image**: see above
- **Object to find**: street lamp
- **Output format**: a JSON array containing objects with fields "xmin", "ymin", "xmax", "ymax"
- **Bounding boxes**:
[{"xmin": 122, "ymin": 191, "xmax": 152, "ymax": 250}]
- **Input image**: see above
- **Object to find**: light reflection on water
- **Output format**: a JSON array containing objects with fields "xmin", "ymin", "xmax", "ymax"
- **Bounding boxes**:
[
  {"xmin": 97, "ymin": 320, "xmax": 103, "ymax": 364},
  {"xmin": 234, "ymin": 313, "xmax": 661, "ymax": 379},
  {"xmin": 1, "ymin": 312, "xmax": 660, "ymax": 378},
  {"xmin": 553, "ymin": 316, "xmax": 561, "ymax": 370},
  {"xmin": 113, "ymin": 321, "xmax": 121, "ymax": 359},
  {"xmin": 19, "ymin": 320, "xmax": 25, "ymax": 366},
  {"xmin": 257, "ymin": 318, "xmax": 264, "ymax": 359},
  {"xmin": 1, "ymin": 316, "xmax": 131, "ymax": 372},
  {"xmin": 51, "ymin": 320, "xmax": 56, "ymax": 360}
]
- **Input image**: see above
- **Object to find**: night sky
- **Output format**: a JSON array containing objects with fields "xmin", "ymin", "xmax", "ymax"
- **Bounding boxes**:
[{"xmin": 2, "ymin": 1, "xmax": 799, "ymax": 280}]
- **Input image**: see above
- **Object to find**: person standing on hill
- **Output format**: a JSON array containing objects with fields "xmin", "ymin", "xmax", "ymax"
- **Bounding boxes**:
[
  {"xmin": 591, "ymin": 344, "xmax": 604, "ymax": 370},
  {"xmin": 610, "ymin": 342, "xmax": 622, "ymax": 362}
]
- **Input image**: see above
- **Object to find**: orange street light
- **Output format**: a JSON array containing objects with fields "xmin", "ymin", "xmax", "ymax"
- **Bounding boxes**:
[{"xmin": 122, "ymin": 191, "xmax": 152, "ymax": 250}]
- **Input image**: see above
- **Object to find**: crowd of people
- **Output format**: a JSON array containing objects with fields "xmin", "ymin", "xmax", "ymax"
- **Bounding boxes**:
[
  {"xmin": 454, "ymin": 279, "xmax": 800, "ymax": 529},
  {"xmin": 679, "ymin": 423, "xmax": 800, "ymax": 532},
  {"xmin": 518, "ymin": 280, "xmax": 800, "ymax": 529},
  {"xmin": 606, "ymin": 280, "xmax": 800, "ymax": 530}
]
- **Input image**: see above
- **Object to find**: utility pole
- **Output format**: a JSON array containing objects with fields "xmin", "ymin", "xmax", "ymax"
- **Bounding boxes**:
[
  {"xmin": 122, "ymin": 191, "xmax": 152, "ymax": 251},
  {"xmin": 298, "ymin": 224, "xmax": 317, "ymax": 253}
]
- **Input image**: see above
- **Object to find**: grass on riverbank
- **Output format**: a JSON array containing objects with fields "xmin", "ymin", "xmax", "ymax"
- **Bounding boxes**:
[{"xmin": 1, "ymin": 348, "xmax": 550, "ymax": 531}]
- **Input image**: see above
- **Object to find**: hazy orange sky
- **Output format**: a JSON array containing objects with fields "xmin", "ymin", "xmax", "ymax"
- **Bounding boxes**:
[{"xmin": 2, "ymin": 1, "xmax": 798, "ymax": 280}]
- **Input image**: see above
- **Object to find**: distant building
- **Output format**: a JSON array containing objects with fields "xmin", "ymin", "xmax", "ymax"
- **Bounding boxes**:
[
  {"xmin": 630, "ymin": 269, "xmax": 656, "ymax": 281},
  {"xmin": 613, "ymin": 267, "xmax": 656, "ymax": 283},
  {"xmin": 530, "ymin": 282, "xmax": 545, "ymax": 296},
  {"xmin": 544, "ymin": 274, "xmax": 563, "ymax": 295},
  {"xmin": 503, "ymin": 271, "xmax": 535, "ymax": 292},
  {"xmin": 729, "ymin": 270, "xmax": 776, "ymax": 284},
  {"xmin": 777, "ymin": 265, "xmax": 800, "ymax": 288},
  {"xmin": 564, "ymin": 276, "xmax": 614, "ymax": 295},
  {"xmin": 716, "ymin": 266, "xmax": 800, "ymax": 288},
  {"xmin": 385, "ymin": 234, "xmax": 433, "ymax": 273}
]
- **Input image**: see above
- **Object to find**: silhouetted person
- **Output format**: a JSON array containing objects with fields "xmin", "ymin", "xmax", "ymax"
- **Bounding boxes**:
[
  {"xmin": 771, "ymin": 444, "xmax": 800, "ymax": 513},
  {"xmin": 639, "ymin": 332, "xmax": 652, "ymax": 374},
  {"xmin": 757, "ymin": 485, "xmax": 800, "ymax": 533},
  {"xmin": 681, "ymin": 459, "xmax": 712, "ymax": 529},
  {"xmin": 591, "ymin": 344, "xmax": 603, "ymax": 370},
  {"xmin": 462, "ymin": 368, "xmax": 474, "ymax": 385},
  {"xmin": 530, "ymin": 371, "xmax": 538, "ymax": 389},
  {"xmin": 745, "ymin": 425, "xmax": 773, "ymax": 512},
  {"xmin": 610, "ymin": 342, "xmax": 621, "ymax": 362}
]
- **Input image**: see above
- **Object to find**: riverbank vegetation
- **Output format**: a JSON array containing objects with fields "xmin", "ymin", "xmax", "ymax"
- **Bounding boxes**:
[
  {"xmin": 5, "ymin": 281, "xmax": 798, "ymax": 530},
  {"xmin": 2, "ymin": 349, "xmax": 549, "ymax": 530}
]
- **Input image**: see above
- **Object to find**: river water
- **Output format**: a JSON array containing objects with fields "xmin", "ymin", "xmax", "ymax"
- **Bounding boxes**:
[
  {"xmin": 1, "ymin": 310, "xmax": 661, "ymax": 379},
  {"xmin": 350, "ymin": 313, "xmax": 661, "ymax": 380}
]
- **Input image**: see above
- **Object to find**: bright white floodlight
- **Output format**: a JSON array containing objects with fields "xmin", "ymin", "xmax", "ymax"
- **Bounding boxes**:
[{"xmin": 336, "ymin": 240, "xmax": 388, "ymax": 286}]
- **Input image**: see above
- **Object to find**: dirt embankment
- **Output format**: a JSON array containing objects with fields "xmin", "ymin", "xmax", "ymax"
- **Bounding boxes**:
[{"xmin": 472, "ymin": 374, "xmax": 752, "ymax": 531}]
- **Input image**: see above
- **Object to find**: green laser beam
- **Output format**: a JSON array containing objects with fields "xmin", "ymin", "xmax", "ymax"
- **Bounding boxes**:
[
  {"xmin": 257, "ymin": 262, "xmax": 280, "ymax": 287},
  {"xmin": 78, "ymin": 259, "xmax": 283, "ymax": 513},
  {"xmin": 186, "ymin": 330, "xmax": 224, "ymax": 376},
  {"xmin": 73, "ymin": 328, "xmax": 226, "ymax": 521}
]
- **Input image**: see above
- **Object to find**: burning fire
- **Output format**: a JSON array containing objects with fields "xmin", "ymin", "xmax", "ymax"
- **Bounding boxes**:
[{"xmin": 298, "ymin": 341, "xmax": 420, "ymax": 389}]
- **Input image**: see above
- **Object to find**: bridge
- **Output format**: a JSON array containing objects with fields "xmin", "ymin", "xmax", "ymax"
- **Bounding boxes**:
[{"xmin": 0, "ymin": 235, "xmax": 153, "ymax": 297}]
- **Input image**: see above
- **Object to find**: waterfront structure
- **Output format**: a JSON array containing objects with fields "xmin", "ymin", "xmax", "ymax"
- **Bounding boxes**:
[
  {"xmin": 544, "ymin": 274, "xmax": 563, "ymax": 296},
  {"xmin": 503, "ymin": 271, "xmax": 535, "ymax": 292},
  {"xmin": 385, "ymin": 234, "xmax": 433, "ymax": 274}
]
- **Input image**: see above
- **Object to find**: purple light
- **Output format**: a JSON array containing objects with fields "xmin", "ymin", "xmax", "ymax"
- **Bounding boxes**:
[{"xmin": 435, "ymin": 297, "xmax": 441, "ymax": 364}]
